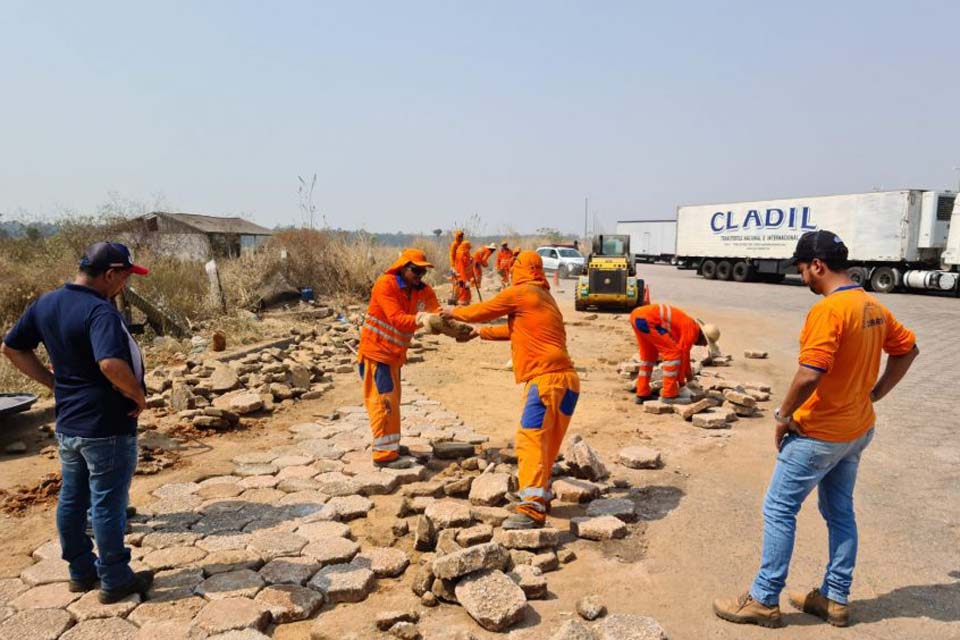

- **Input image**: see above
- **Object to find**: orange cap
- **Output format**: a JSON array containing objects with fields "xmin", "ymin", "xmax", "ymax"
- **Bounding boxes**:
[
  {"xmin": 511, "ymin": 250, "xmax": 549, "ymax": 288},
  {"xmin": 385, "ymin": 248, "xmax": 434, "ymax": 274}
]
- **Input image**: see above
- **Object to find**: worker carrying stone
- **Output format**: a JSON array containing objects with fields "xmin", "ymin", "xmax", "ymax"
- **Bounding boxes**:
[
  {"xmin": 496, "ymin": 240, "xmax": 513, "ymax": 288},
  {"xmin": 629, "ymin": 303, "xmax": 720, "ymax": 403},
  {"xmin": 358, "ymin": 248, "xmax": 440, "ymax": 465},
  {"xmin": 447, "ymin": 229, "xmax": 465, "ymax": 304},
  {"xmin": 443, "ymin": 250, "xmax": 579, "ymax": 530},
  {"xmin": 454, "ymin": 240, "xmax": 474, "ymax": 305},
  {"xmin": 472, "ymin": 243, "xmax": 497, "ymax": 288}
]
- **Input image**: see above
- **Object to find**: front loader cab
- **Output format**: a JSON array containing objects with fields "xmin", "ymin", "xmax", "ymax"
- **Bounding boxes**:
[
  {"xmin": 591, "ymin": 234, "xmax": 635, "ymax": 276},
  {"xmin": 576, "ymin": 234, "xmax": 644, "ymax": 311}
]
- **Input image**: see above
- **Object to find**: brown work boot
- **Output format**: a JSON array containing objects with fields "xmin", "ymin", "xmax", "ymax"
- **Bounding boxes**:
[
  {"xmin": 713, "ymin": 591, "xmax": 784, "ymax": 628},
  {"xmin": 788, "ymin": 588, "xmax": 849, "ymax": 627}
]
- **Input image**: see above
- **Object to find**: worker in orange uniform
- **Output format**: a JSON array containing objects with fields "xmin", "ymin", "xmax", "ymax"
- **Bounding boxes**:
[
  {"xmin": 443, "ymin": 250, "xmax": 579, "ymax": 530},
  {"xmin": 496, "ymin": 241, "xmax": 513, "ymax": 287},
  {"xmin": 358, "ymin": 248, "xmax": 440, "ymax": 465},
  {"xmin": 447, "ymin": 230, "xmax": 465, "ymax": 304},
  {"xmin": 629, "ymin": 303, "xmax": 721, "ymax": 403},
  {"xmin": 454, "ymin": 240, "xmax": 474, "ymax": 305},
  {"xmin": 472, "ymin": 243, "xmax": 496, "ymax": 288}
]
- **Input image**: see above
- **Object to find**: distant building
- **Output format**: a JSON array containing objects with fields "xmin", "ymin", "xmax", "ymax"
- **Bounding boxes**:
[{"xmin": 120, "ymin": 212, "xmax": 274, "ymax": 261}]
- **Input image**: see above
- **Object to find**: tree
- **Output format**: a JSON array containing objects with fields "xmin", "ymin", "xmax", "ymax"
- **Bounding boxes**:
[
  {"xmin": 298, "ymin": 174, "xmax": 325, "ymax": 229},
  {"xmin": 432, "ymin": 228, "xmax": 442, "ymax": 238}
]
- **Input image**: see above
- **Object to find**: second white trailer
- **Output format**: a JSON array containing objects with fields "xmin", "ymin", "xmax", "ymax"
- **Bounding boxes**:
[{"xmin": 616, "ymin": 219, "xmax": 677, "ymax": 263}]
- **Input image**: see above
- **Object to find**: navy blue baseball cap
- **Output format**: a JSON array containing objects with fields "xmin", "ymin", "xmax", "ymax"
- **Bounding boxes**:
[
  {"xmin": 787, "ymin": 230, "xmax": 848, "ymax": 266},
  {"xmin": 79, "ymin": 242, "xmax": 149, "ymax": 275}
]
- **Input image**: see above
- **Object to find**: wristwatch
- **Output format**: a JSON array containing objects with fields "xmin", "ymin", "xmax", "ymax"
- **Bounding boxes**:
[{"xmin": 773, "ymin": 408, "xmax": 792, "ymax": 425}]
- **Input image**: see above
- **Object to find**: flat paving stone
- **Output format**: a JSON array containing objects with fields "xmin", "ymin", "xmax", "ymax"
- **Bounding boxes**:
[
  {"xmin": 454, "ymin": 568, "xmax": 527, "ymax": 632},
  {"xmin": 326, "ymin": 495, "xmax": 374, "ymax": 520},
  {"xmin": 197, "ymin": 483, "xmax": 244, "ymax": 500},
  {"xmin": 128, "ymin": 595, "xmax": 206, "ymax": 626},
  {"xmin": 147, "ymin": 567, "xmax": 205, "ymax": 602},
  {"xmin": 239, "ymin": 488, "xmax": 286, "ymax": 504},
  {"xmin": 198, "ymin": 499, "xmax": 247, "ymax": 515},
  {"xmin": 31, "ymin": 540, "xmax": 62, "ymax": 561},
  {"xmin": 152, "ymin": 482, "xmax": 201, "ymax": 499},
  {"xmin": 258, "ymin": 557, "xmax": 321, "ymax": 585},
  {"xmin": 596, "ymin": 613, "xmax": 668, "ymax": 639},
  {"xmin": 233, "ymin": 452, "xmax": 278, "ymax": 465},
  {"xmin": 196, "ymin": 533, "xmax": 253, "ymax": 553},
  {"xmin": 201, "ymin": 549, "xmax": 264, "ymax": 576},
  {"xmin": 496, "ymin": 528, "xmax": 560, "ymax": 550},
  {"xmin": 585, "ymin": 497, "xmax": 637, "ymax": 522},
  {"xmin": 19, "ymin": 559, "xmax": 70, "ymax": 586},
  {"xmin": 570, "ymin": 516, "xmax": 628, "ymax": 541},
  {"xmin": 276, "ymin": 478, "xmax": 324, "ymax": 493},
  {"xmin": 143, "ymin": 495, "xmax": 203, "ymax": 515},
  {"xmin": 141, "ymin": 531, "xmax": 201, "ymax": 549},
  {"xmin": 0, "ymin": 608, "xmax": 74, "ymax": 640},
  {"xmin": 254, "ymin": 584, "xmax": 324, "ymax": 623},
  {"xmin": 247, "ymin": 531, "xmax": 308, "ymax": 561},
  {"xmin": 59, "ymin": 619, "xmax": 138, "ymax": 639},
  {"xmin": 276, "ymin": 465, "xmax": 318, "ymax": 480},
  {"xmin": 66, "ymin": 590, "xmax": 140, "ymax": 620},
  {"xmin": 307, "ymin": 563, "xmax": 375, "ymax": 604},
  {"xmin": 353, "ymin": 547, "xmax": 410, "ymax": 578},
  {"xmin": 143, "ymin": 546, "xmax": 208, "ymax": 570},
  {"xmin": 197, "ymin": 569, "xmax": 265, "ymax": 600},
  {"xmin": 191, "ymin": 512, "xmax": 255, "ymax": 536},
  {"xmin": 11, "ymin": 581, "xmax": 81, "ymax": 609},
  {"xmin": 206, "ymin": 630, "xmax": 272, "ymax": 640},
  {"xmin": 424, "ymin": 500, "xmax": 473, "ymax": 529},
  {"xmin": 237, "ymin": 475, "xmax": 281, "ymax": 490},
  {"xmin": 273, "ymin": 455, "xmax": 315, "ymax": 468},
  {"xmin": 198, "ymin": 475, "xmax": 243, "ymax": 487},
  {"xmin": 192, "ymin": 597, "xmax": 269, "ymax": 635},
  {"xmin": 234, "ymin": 464, "xmax": 279, "ymax": 477},
  {"xmin": 295, "ymin": 521, "xmax": 350, "ymax": 542},
  {"xmin": 301, "ymin": 537, "xmax": 360, "ymax": 566},
  {"xmin": 0, "ymin": 578, "xmax": 29, "ymax": 605},
  {"xmin": 132, "ymin": 620, "xmax": 198, "ymax": 640}
]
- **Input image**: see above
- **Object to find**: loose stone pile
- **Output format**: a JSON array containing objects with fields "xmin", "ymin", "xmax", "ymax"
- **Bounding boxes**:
[
  {"xmin": 5, "ymin": 384, "xmax": 672, "ymax": 638},
  {"xmin": 617, "ymin": 350, "xmax": 773, "ymax": 429}
]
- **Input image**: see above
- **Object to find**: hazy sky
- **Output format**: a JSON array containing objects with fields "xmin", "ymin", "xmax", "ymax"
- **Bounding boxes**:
[{"xmin": 2, "ymin": 1, "xmax": 958, "ymax": 234}]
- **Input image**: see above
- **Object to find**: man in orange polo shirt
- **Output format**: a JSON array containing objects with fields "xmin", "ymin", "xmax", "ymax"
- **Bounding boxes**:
[
  {"xmin": 443, "ymin": 250, "xmax": 579, "ymax": 530},
  {"xmin": 358, "ymin": 249, "xmax": 440, "ymax": 465},
  {"xmin": 714, "ymin": 231, "xmax": 918, "ymax": 629}
]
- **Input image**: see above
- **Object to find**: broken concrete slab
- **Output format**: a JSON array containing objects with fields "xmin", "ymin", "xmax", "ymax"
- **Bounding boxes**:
[
  {"xmin": 254, "ymin": 584, "xmax": 324, "ymax": 623},
  {"xmin": 454, "ymin": 569, "xmax": 527, "ymax": 632},
  {"xmin": 307, "ymin": 563, "xmax": 375, "ymax": 604},
  {"xmin": 468, "ymin": 473, "xmax": 511, "ymax": 506},
  {"xmin": 585, "ymin": 497, "xmax": 637, "ymax": 522},
  {"xmin": 424, "ymin": 500, "xmax": 473, "ymax": 529},
  {"xmin": 618, "ymin": 446, "xmax": 662, "ymax": 470},
  {"xmin": 577, "ymin": 594, "xmax": 607, "ymax": 620},
  {"xmin": 570, "ymin": 516, "xmax": 628, "ymax": 541},
  {"xmin": 595, "ymin": 613, "xmax": 668, "ymax": 639},
  {"xmin": 353, "ymin": 547, "xmax": 410, "ymax": 578},
  {"xmin": 508, "ymin": 564, "xmax": 547, "ymax": 600},
  {"xmin": 495, "ymin": 528, "xmax": 560, "ymax": 550},
  {"xmin": 431, "ymin": 542, "xmax": 509, "ymax": 579}
]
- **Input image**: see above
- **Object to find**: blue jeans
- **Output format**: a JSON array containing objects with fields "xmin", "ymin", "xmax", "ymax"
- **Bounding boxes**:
[
  {"xmin": 56, "ymin": 433, "xmax": 138, "ymax": 590},
  {"xmin": 750, "ymin": 428, "xmax": 874, "ymax": 606}
]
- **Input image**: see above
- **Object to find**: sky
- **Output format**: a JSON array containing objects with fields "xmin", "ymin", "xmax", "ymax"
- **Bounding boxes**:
[{"xmin": 1, "ymin": 1, "xmax": 958, "ymax": 235}]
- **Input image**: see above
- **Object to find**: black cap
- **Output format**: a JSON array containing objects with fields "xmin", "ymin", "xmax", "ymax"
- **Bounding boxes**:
[
  {"xmin": 79, "ymin": 242, "xmax": 149, "ymax": 275},
  {"xmin": 787, "ymin": 230, "xmax": 848, "ymax": 266}
]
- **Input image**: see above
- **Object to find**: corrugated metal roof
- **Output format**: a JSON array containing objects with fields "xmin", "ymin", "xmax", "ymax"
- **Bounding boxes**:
[{"xmin": 147, "ymin": 212, "xmax": 274, "ymax": 235}]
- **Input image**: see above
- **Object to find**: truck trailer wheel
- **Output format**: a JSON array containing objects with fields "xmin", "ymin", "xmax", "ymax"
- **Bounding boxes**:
[
  {"xmin": 732, "ymin": 261, "xmax": 752, "ymax": 282},
  {"xmin": 701, "ymin": 259, "xmax": 718, "ymax": 280},
  {"xmin": 847, "ymin": 266, "xmax": 869, "ymax": 287},
  {"xmin": 716, "ymin": 260, "xmax": 733, "ymax": 281},
  {"xmin": 870, "ymin": 267, "xmax": 899, "ymax": 294}
]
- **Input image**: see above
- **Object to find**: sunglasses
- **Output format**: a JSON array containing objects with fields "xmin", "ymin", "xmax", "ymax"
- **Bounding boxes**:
[{"xmin": 408, "ymin": 265, "xmax": 427, "ymax": 276}]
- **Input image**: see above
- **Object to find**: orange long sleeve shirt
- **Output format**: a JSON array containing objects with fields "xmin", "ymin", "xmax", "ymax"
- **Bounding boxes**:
[{"xmin": 451, "ymin": 283, "xmax": 574, "ymax": 383}]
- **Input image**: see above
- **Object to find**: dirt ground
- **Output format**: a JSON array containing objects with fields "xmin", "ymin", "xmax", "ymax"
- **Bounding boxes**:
[{"xmin": 1, "ymin": 266, "xmax": 957, "ymax": 639}]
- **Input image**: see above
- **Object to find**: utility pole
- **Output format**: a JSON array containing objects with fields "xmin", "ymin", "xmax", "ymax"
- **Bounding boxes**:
[
  {"xmin": 954, "ymin": 167, "xmax": 960, "ymax": 191},
  {"xmin": 583, "ymin": 197, "xmax": 588, "ymax": 240}
]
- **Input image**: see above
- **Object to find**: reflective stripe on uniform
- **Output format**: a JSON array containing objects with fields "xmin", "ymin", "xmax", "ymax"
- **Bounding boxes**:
[
  {"xmin": 373, "ymin": 434, "xmax": 401, "ymax": 446},
  {"xmin": 661, "ymin": 359, "xmax": 681, "ymax": 367},
  {"xmin": 662, "ymin": 371, "xmax": 678, "ymax": 378},
  {"xmin": 373, "ymin": 443, "xmax": 399, "ymax": 452},
  {"xmin": 637, "ymin": 360, "xmax": 656, "ymax": 367},
  {"xmin": 520, "ymin": 486, "xmax": 552, "ymax": 500},
  {"xmin": 366, "ymin": 314, "xmax": 415, "ymax": 339},
  {"xmin": 362, "ymin": 322, "xmax": 411, "ymax": 348}
]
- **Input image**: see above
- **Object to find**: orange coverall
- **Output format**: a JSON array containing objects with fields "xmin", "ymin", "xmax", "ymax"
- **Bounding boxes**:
[
  {"xmin": 358, "ymin": 249, "xmax": 439, "ymax": 462},
  {"xmin": 629, "ymin": 303, "xmax": 700, "ymax": 399},
  {"xmin": 448, "ymin": 230, "xmax": 464, "ymax": 300},
  {"xmin": 452, "ymin": 251, "xmax": 579, "ymax": 523},
  {"xmin": 472, "ymin": 247, "xmax": 494, "ymax": 287},
  {"xmin": 496, "ymin": 246, "xmax": 512, "ymax": 286},
  {"xmin": 455, "ymin": 241, "xmax": 474, "ymax": 305}
]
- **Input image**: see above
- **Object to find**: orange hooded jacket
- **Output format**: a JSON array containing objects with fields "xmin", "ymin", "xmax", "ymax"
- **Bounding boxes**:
[
  {"xmin": 496, "ymin": 246, "xmax": 512, "ymax": 270},
  {"xmin": 451, "ymin": 250, "xmax": 573, "ymax": 383},
  {"xmin": 358, "ymin": 248, "xmax": 439, "ymax": 366},
  {"xmin": 455, "ymin": 241, "xmax": 474, "ymax": 284},
  {"xmin": 473, "ymin": 246, "xmax": 494, "ymax": 269},
  {"xmin": 449, "ymin": 230, "xmax": 464, "ymax": 270}
]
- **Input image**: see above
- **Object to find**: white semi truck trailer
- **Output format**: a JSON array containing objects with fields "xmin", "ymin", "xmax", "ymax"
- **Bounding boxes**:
[
  {"xmin": 616, "ymin": 219, "xmax": 677, "ymax": 263},
  {"xmin": 675, "ymin": 189, "xmax": 960, "ymax": 294}
]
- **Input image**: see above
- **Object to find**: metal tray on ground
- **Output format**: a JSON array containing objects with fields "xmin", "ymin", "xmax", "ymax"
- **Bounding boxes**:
[{"xmin": 0, "ymin": 393, "xmax": 39, "ymax": 417}]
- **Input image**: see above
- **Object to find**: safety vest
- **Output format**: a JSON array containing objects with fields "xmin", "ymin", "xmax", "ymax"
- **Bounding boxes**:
[{"xmin": 358, "ymin": 274, "xmax": 439, "ymax": 365}]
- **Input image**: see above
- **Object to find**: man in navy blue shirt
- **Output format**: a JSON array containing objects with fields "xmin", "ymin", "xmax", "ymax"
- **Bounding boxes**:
[{"xmin": 2, "ymin": 242, "xmax": 154, "ymax": 603}]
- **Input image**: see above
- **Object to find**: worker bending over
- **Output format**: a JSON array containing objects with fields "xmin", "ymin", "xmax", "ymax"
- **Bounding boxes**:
[
  {"xmin": 358, "ymin": 249, "xmax": 439, "ymax": 465},
  {"xmin": 496, "ymin": 241, "xmax": 513, "ymax": 287},
  {"xmin": 629, "ymin": 303, "xmax": 720, "ymax": 402},
  {"xmin": 455, "ymin": 240, "xmax": 474, "ymax": 305},
  {"xmin": 444, "ymin": 250, "xmax": 579, "ymax": 530},
  {"xmin": 472, "ymin": 243, "xmax": 496, "ymax": 288}
]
